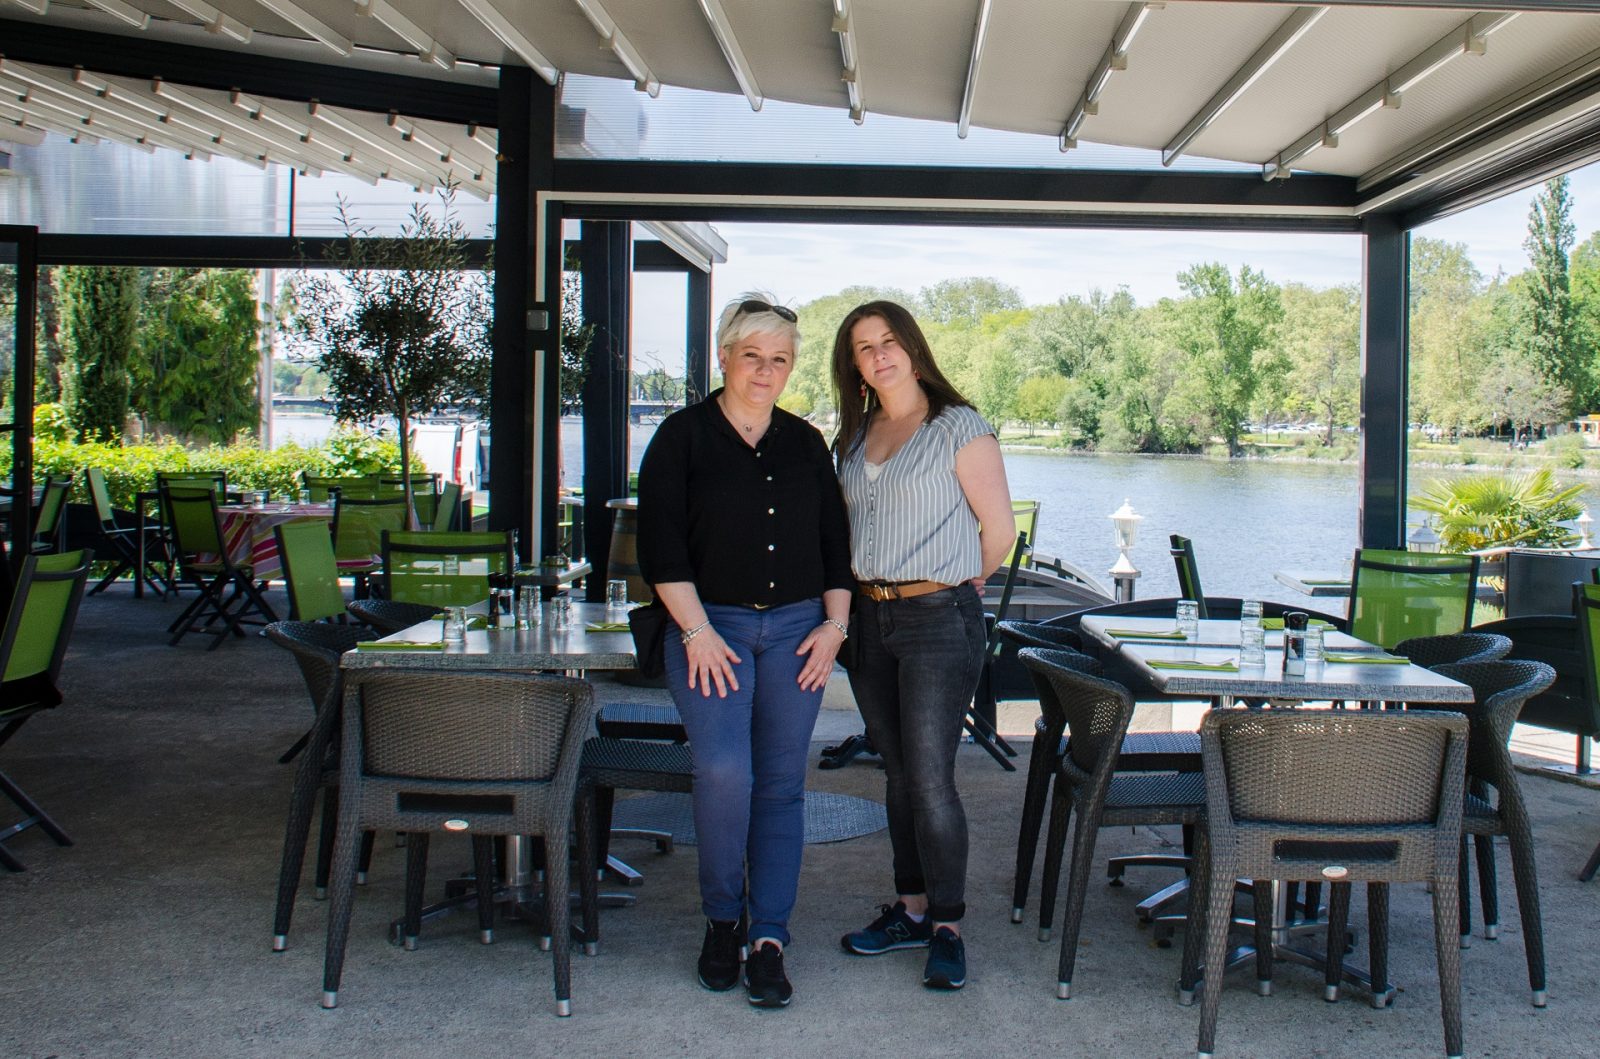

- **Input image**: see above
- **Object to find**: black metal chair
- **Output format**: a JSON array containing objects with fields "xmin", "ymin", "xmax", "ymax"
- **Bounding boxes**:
[
  {"xmin": 0, "ymin": 550, "xmax": 90, "ymax": 872},
  {"xmin": 1179, "ymin": 709, "xmax": 1469, "ymax": 1059},
  {"xmin": 1018, "ymin": 648, "xmax": 1204, "ymax": 998},
  {"xmin": 85, "ymin": 467, "xmax": 167, "ymax": 596},
  {"xmin": 321, "ymin": 668, "xmax": 596, "ymax": 1016}
]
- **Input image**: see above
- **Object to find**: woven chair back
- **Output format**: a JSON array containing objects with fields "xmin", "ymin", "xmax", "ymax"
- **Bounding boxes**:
[
  {"xmin": 1019, "ymin": 647, "xmax": 1134, "ymax": 777},
  {"xmin": 1430, "ymin": 659, "xmax": 1556, "ymax": 782},
  {"xmin": 265, "ymin": 620, "xmax": 363, "ymax": 715}
]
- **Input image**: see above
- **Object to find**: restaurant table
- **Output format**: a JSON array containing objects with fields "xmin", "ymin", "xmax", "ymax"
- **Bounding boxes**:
[
  {"xmin": 215, "ymin": 502, "xmax": 350, "ymax": 584},
  {"xmin": 1078, "ymin": 612, "xmax": 1473, "ymax": 999},
  {"xmin": 516, "ymin": 560, "xmax": 593, "ymax": 599},
  {"xmin": 1273, "ymin": 570, "xmax": 1354, "ymax": 598},
  {"xmin": 343, "ymin": 600, "xmax": 639, "ymax": 940}
]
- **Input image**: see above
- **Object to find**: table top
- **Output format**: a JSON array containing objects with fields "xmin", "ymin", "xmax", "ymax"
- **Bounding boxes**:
[
  {"xmin": 341, "ymin": 600, "xmax": 638, "ymax": 672},
  {"xmin": 218, "ymin": 502, "xmax": 334, "ymax": 517},
  {"xmin": 1274, "ymin": 570, "xmax": 1353, "ymax": 597},
  {"xmin": 1079, "ymin": 615, "xmax": 1367, "ymax": 651},
  {"xmin": 1079, "ymin": 614, "xmax": 1473, "ymax": 703},
  {"xmin": 517, "ymin": 561, "xmax": 592, "ymax": 587}
]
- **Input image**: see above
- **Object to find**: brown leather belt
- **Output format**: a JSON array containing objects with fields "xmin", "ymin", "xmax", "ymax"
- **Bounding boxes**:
[{"xmin": 858, "ymin": 580, "xmax": 952, "ymax": 602}]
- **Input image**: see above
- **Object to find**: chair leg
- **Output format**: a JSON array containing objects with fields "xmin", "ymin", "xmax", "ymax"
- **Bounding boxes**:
[
  {"xmin": 1036, "ymin": 785, "xmax": 1074, "ymax": 942},
  {"xmin": 1582, "ymin": 836, "xmax": 1600, "ymax": 883},
  {"xmin": 319, "ymin": 799, "xmax": 365, "ymax": 1009},
  {"xmin": 472, "ymin": 835, "xmax": 497, "ymax": 944},
  {"xmin": 357, "ymin": 831, "xmax": 375, "ymax": 885},
  {"xmin": 0, "ymin": 767, "xmax": 73, "ymax": 847},
  {"xmin": 272, "ymin": 764, "xmax": 328, "ymax": 950},
  {"xmin": 1011, "ymin": 726, "xmax": 1058, "ymax": 922},
  {"xmin": 1431, "ymin": 868, "xmax": 1465, "ymax": 1059},
  {"xmin": 1054, "ymin": 806, "xmax": 1102, "ymax": 999},
  {"xmin": 1177, "ymin": 831, "xmax": 1210, "ymax": 1006},
  {"xmin": 1456, "ymin": 835, "xmax": 1472, "ymax": 947},
  {"xmin": 1196, "ymin": 852, "xmax": 1239, "ymax": 1058},
  {"xmin": 314, "ymin": 788, "xmax": 339, "ymax": 899},
  {"xmin": 1322, "ymin": 882, "xmax": 1352, "ymax": 1002},
  {"xmin": 547, "ymin": 822, "xmax": 574, "ymax": 1016},
  {"xmin": 1502, "ymin": 814, "xmax": 1547, "ymax": 1006},
  {"xmin": 1472, "ymin": 833, "xmax": 1498, "ymax": 940},
  {"xmin": 574, "ymin": 786, "xmax": 601, "ymax": 955},
  {"xmin": 1367, "ymin": 882, "xmax": 1393, "ymax": 1008},
  {"xmin": 1251, "ymin": 878, "xmax": 1273, "ymax": 996},
  {"xmin": 402, "ymin": 834, "xmax": 430, "ymax": 950}
]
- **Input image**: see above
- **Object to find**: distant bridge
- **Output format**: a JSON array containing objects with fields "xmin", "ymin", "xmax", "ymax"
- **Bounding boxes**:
[{"xmin": 273, "ymin": 395, "xmax": 683, "ymax": 423}]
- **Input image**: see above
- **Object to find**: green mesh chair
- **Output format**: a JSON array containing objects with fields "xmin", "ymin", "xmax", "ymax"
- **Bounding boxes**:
[
  {"xmin": 301, "ymin": 474, "xmax": 363, "ymax": 502},
  {"xmin": 156, "ymin": 470, "xmax": 227, "ymax": 497},
  {"xmin": 381, "ymin": 530, "xmax": 513, "ymax": 609},
  {"xmin": 275, "ymin": 520, "xmax": 346, "ymax": 623},
  {"xmin": 1010, "ymin": 499, "xmax": 1039, "ymax": 570},
  {"xmin": 29, "ymin": 474, "xmax": 73, "ymax": 555},
  {"xmin": 1169, "ymin": 533, "xmax": 1208, "ymax": 618},
  {"xmin": 1347, "ymin": 548, "xmax": 1480, "ymax": 649},
  {"xmin": 0, "ymin": 550, "xmax": 91, "ymax": 871},
  {"xmin": 86, "ymin": 467, "xmax": 167, "ymax": 596},
  {"xmin": 1575, "ymin": 582, "xmax": 1600, "ymax": 883},
  {"xmin": 162, "ymin": 486, "xmax": 274, "ymax": 649},
  {"xmin": 430, "ymin": 481, "xmax": 462, "ymax": 532},
  {"xmin": 331, "ymin": 495, "xmax": 407, "ymax": 598}
]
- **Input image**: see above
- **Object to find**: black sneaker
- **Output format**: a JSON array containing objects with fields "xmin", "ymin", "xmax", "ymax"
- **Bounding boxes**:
[
  {"xmin": 745, "ymin": 943, "xmax": 793, "ymax": 1008},
  {"xmin": 698, "ymin": 918, "xmax": 743, "ymax": 992},
  {"xmin": 841, "ymin": 902, "xmax": 934, "ymax": 955},
  {"xmin": 922, "ymin": 927, "xmax": 966, "ymax": 989}
]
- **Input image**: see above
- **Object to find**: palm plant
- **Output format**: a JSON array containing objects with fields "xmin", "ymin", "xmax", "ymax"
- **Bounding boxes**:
[{"xmin": 1411, "ymin": 468, "xmax": 1584, "ymax": 551}]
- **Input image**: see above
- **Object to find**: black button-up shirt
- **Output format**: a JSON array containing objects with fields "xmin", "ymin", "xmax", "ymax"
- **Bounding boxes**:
[{"xmin": 637, "ymin": 389, "xmax": 854, "ymax": 608}]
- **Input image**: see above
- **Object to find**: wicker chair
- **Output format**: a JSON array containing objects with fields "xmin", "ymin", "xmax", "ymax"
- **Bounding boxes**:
[
  {"xmin": 1179, "ymin": 710, "xmax": 1469, "ymax": 1059},
  {"xmin": 346, "ymin": 598, "xmax": 442, "ymax": 637},
  {"xmin": 1018, "ymin": 648, "xmax": 1205, "ymax": 998},
  {"xmin": 1393, "ymin": 632, "xmax": 1512, "ymax": 669},
  {"xmin": 1427, "ymin": 660, "xmax": 1557, "ymax": 1006},
  {"xmin": 321, "ymin": 669, "xmax": 597, "ymax": 1016},
  {"xmin": 263, "ymin": 621, "xmax": 378, "ymax": 952},
  {"xmin": 999, "ymin": 621, "xmax": 1199, "ymax": 925}
]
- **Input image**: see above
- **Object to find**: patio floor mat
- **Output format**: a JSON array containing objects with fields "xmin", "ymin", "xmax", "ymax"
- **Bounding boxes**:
[{"xmin": 611, "ymin": 790, "xmax": 886, "ymax": 846}]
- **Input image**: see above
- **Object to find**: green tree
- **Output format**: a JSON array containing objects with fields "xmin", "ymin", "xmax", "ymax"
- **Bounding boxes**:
[
  {"xmin": 1013, "ymin": 374, "xmax": 1069, "ymax": 432},
  {"xmin": 1412, "ymin": 468, "xmax": 1582, "ymax": 550},
  {"xmin": 287, "ymin": 192, "xmax": 491, "ymax": 526},
  {"xmin": 1409, "ymin": 237, "xmax": 1493, "ymax": 438},
  {"xmin": 559, "ymin": 251, "xmax": 593, "ymax": 413},
  {"xmin": 1520, "ymin": 175, "xmax": 1584, "ymax": 413},
  {"xmin": 1279, "ymin": 282, "xmax": 1359, "ymax": 444},
  {"xmin": 915, "ymin": 276, "xmax": 1024, "ymax": 326},
  {"xmin": 58, "ymin": 265, "xmax": 140, "ymax": 440},
  {"xmin": 792, "ymin": 284, "xmax": 912, "ymax": 422},
  {"xmin": 134, "ymin": 268, "xmax": 261, "ymax": 444},
  {"xmin": 1162, "ymin": 263, "xmax": 1282, "ymax": 455}
]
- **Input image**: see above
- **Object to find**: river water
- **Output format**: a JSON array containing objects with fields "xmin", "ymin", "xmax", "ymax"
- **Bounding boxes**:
[{"xmin": 275, "ymin": 411, "xmax": 1598, "ymax": 608}]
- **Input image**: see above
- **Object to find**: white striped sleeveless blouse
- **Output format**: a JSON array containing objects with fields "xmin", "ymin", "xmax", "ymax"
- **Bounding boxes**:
[{"xmin": 839, "ymin": 403, "xmax": 995, "ymax": 585}]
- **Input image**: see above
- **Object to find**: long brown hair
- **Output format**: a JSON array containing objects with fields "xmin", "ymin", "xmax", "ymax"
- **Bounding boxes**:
[{"xmin": 830, "ymin": 300, "xmax": 971, "ymax": 457}]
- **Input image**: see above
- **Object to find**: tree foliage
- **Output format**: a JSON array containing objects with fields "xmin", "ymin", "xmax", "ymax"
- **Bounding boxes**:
[
  {"xmin": 1521, "ymin": 176, "xmax": 1584, "ymax": 413},
  {"xmin": 58, "ymin": 265, "xmax": 140, "ymax": 440},
  {"xmin": 134, "ymin": 268, "xmax": 261, "ymax": 443},
  {"xmin": 1411, "ymin": 469, "xmax": 1582, "ymax": 551}
]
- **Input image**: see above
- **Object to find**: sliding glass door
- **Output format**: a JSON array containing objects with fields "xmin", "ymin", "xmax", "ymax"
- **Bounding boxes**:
[{"xmin": 0, "ymin": 226, "xmax": 39, "ymax": 585}]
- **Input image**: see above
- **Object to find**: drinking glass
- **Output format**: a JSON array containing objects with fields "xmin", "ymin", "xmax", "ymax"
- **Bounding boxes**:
[
  {"xmin": 516, "ymin": 585, "xmax": 540, "ymax": 629},
  {"xmin": 1303, "ymin": 624, "xmax": 1325, "ymax": 665},
  {"xmin": 441, "ymin": 554, "xmax": 460, "ymax": 577},
  {"xmin": 442, "ymin": 606, "xmax": 467, "ymax": 645},
  {"xmin": 1175, "ymin": 599, "xmax": 1200, "ymax": 639},
  {"xmin": 1240, "ymin": 623, "xmax": 1267, "ymax": 668},
  {"xmin": 298, "ymin": 488, "xmax": 312, "ymax": 506},
  {"xmin": 1240, "ymin": 600, "xmax": 1263, "ymax": 626},
  {"xmin": 552, "ymin": 595, "xmax": 572, "ymax": 630},
  {"xmin": 606, "ymin": 579, "xmax": 629, "ymax": 611}
]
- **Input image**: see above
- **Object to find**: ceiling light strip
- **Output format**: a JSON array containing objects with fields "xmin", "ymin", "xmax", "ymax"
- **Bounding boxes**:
[
  {"xmin": 832, "ymin": 0, "xmax": 864, "ymax": 123},
  {"xmin": 956, "ymin": 0, "xmax": 994, "ymax": 139},
  {"xmin": 456, "ymin": 0, "xmax": 559, "ymax": 84},
  {"xmin": 356, "ymin": 0, "xmax": 456, "ymax": 70},
  {"xmin": 162, "ymin": 0, "xmax": 253, "ymax": 43},
  {"xmin": 1162, "ymin": 5, "xmax": 1325, "ymax": 166},
  {"xmin": 696, "ymin": 0, "xmax": 763, "ymax": 111},
  {"xmin": 81, "ymin": 0, "xmax": 150, "ymax": 30},
  {"xmin": 1264, "ymin": 10, "xmax": 1517, "ymax": 179},
  {"xmin": 1060, "ymin": 2, "xmax": 1156, "ymax": 152},
  {"xmin": 572, "ymin": 0, "xmax": 661, "ymax": 96},
  {"xmin": 251, "ymin": 0, "xmax": 353, "ymax": 56}
]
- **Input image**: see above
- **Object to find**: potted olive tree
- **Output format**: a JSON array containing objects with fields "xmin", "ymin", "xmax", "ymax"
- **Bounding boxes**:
[{"xmin": 287, "ymin": 190, "xmax": 490, "ymax": 526}]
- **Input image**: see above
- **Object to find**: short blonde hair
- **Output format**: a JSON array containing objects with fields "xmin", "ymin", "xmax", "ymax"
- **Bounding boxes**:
[{"xmin": 716, "ymin": 291, "xmax": 800, "ymax": 354}]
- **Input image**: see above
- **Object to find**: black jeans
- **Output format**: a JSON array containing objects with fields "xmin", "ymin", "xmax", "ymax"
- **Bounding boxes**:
[{"xmin": 848, "ymin": 583, "xmax": 987, "ymax": 922}]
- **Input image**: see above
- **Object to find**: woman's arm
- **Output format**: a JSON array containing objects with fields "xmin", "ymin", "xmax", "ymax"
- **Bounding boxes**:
[
  {"xmin": 794, "ymin": 586, "xmax": 852, "ymax": 691},
  {"xmin": 653, "ymin": 580, "xmax": 742, "ymax": 698},
  {"xmin": 954, "ymin": 433, "xmax": 1016, "ymax": 581}
]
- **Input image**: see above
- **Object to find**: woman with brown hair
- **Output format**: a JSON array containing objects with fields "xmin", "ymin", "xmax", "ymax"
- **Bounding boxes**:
[{"xmin": 830, "ymin": 299, "xmax": 1015, "ymax": 990}]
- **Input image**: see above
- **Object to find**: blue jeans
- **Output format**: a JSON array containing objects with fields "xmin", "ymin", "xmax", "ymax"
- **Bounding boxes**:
[
  {"xmin": 664, "ymin": 598, "xmax": 825, "ymax": 946},
  {"xmin": 848, "ymin": 584, "xmax": 987, "ymax": 922}
]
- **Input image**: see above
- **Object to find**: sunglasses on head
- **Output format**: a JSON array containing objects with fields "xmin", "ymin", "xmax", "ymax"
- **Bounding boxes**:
[{"xmin": 738, "ymin": 299, "xmax": 798, "ymax": 323}]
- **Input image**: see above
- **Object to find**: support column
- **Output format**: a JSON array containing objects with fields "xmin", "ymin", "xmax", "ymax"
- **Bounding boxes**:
[
  {"xmin": 491, "ymin": 67, "xmax": 554, "ymax": 561},
  {"xmin": 686, "ymin": 267, "xmax": 713, "ymax": 403},
  {"xmin": 580, "ymin": 221, "xmax": 633, "ymax": 600},
  {"xmin": 1359, "ymin": 214, "xmax": 1409, "ymax": 551}
]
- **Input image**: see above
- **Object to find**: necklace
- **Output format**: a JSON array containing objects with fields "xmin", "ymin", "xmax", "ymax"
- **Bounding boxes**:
[{"xmin": 719, "ymin": 395, "xmax": 770, "ymax": 435}]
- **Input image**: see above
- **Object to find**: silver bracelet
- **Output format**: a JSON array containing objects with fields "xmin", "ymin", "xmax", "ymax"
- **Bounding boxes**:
[
  {"xmin": 680, "ymin": 620, "xmax": 711, "ymax": 645},
  {"xmin": 824, "ymin": 618, "xmax": 849, "ymax": 638}
]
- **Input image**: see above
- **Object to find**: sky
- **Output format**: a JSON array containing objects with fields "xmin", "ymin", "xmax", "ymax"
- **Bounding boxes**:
[{"xmin": 628, "ymin": 164, "xmax": 1600, "ymax": 375}]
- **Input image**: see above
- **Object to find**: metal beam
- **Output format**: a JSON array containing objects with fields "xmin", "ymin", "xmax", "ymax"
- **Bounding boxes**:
[
  {"xmin": 1061, "ymin": 2, "xmax": 1156, "ymax": 151},
  {"xmin": 957, "ymin": 0, "xmax": 994, "ymax": 139},
  {"xmin": 0, "ymin": 18, "xmax": 498, "ymax": 124},
  {"xmin": 1167, "ymin": 0, "xmax": 1600, "ymax": 10},
  {"xmin": 580, "ymin": 219, "xmax": 632, "ymax": 601},
  {"xmin": 36, "ymin": 235, "xmax": 492, "ymax": 267},
  {"xmin": 1358, "ymin": 214, "xmax": 1408, "ymax": 551}
]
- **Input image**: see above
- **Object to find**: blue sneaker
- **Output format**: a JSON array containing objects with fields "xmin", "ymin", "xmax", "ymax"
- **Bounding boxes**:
[
  {"xmin": 841, "ymin": 902, "xmax": 933, "ymax": 955},
  {"xmin": 922, "ymin": 926, "xmax": 966, "ymax": 989}
]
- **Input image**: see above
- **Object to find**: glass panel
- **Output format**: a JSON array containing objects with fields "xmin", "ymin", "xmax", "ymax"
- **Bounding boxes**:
[
  {"xmin": 292, "ymin": 171, "xmax": 497, "ymax": 239},
  {"xmin": 557, "ymin": 73, "xmax": 1258, "ymax": 173},
  {"xmin": 0, "ymin": 239, "xmax": 16, "ymax": 427}
]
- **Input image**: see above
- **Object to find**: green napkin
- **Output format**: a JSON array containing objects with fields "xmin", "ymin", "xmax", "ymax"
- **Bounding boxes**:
[
  {"xmin": 1323, "ymin": 652, "xmax": 1408, "ymax": 665},
  {"xmin": 1299, "ymin": 579, "xmax": 1350, "ymax": 587},
  {"xmin": 1260, "ymin": 618, "xmax": 1336, "ymax": 630},
  {"xmin": 585, "ymin": 621, "xmax": 632, "ymax": 633},
  {"xmin": 1105, "ymin": 627, "xmax": 1185, "ymax": 640},
  {"xmin": 1147, "ymin": 658, "xmax": 1239, "ymax": 672},
  {"xmin": 355, "ymin": 639, "xmax": 446, "ymax": 651},
  {"xmin": 464, "ymin": 615, "xmax": 489, "ymax": 630}
]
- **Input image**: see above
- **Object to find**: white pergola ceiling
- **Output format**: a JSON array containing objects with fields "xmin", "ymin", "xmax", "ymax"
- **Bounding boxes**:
[{"xmin": 5, "ymin": 1, "xmax": 1600, "ymax": 204}]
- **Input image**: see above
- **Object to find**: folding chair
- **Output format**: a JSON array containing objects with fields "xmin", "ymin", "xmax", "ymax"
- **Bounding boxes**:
[
  {"xmin": 85, "ymin": 467, "xmax": 166, "ymax": 596},
  {"xmin": 275, "ymin": 520, "xmax": 346, "ymax": 623},
  {"xmin": 163, "ymin": 487, "xmax": 274, "ymax": 649}
]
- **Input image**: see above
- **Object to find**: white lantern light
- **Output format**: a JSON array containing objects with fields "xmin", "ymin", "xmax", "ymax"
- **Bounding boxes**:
[
  {"xmin": 1110, "ymin": 498, "xmax": 1143, "ymax": 552},
  {"xmin": 1407, "ymin": 518, "xmax": 1440, "ymax": 553},
  {"xmin": 1577, "ymin": 508, "xmax": 1594, "ymax": 550}
]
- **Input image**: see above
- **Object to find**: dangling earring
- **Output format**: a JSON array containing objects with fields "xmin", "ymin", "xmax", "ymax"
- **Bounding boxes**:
[{"xmin": 859, "ymin": 379, "xmax": 868, "ymax": 399}]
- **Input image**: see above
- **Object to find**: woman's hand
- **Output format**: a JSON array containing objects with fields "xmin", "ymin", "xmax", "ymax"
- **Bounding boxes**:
[
  {"xmin": 794, "ymin": 622, "xmax": 847, "ymax": 691},
  {"xmin": 685, "ymin": 627, "xmax": 742, "ymax": 698}
]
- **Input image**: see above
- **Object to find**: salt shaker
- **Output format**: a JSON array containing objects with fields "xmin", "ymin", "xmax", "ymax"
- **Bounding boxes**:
[
  {"xmin": 486, "ymin": 573, "xmax": 515, "ymax": 630},
  {"xmin": 1282, "ymin": 611, "xmax": 1308, "ymax": 677}
]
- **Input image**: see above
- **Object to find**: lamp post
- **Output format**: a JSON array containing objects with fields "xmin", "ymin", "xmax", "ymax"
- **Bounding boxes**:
[
  {"xmin": 1578, "ymin": 508, "xmax": 1594, "ymax": 550},
  {"xmin": 1109, "ymin": 498, "xmax": 1142, "ymax": 602},
  {"xmin": 1407, "ymin": 518, "xmax": 1440, "ymax": 553}
]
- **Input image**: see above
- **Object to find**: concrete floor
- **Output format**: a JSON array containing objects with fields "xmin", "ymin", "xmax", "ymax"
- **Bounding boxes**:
[{"xmin": 4, "ymin": 586, "xmax": 1599, "ymax": 1058}]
